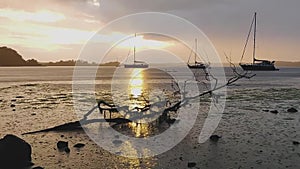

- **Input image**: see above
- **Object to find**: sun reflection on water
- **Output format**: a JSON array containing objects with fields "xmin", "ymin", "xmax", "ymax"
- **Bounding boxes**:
[
  {"xmin": 129, "ymin": 69, "xmax": 144, "ymax": 99},
  {"xmin": 127, "ymin": 69, "xmax": 153, "ymax": 138}
]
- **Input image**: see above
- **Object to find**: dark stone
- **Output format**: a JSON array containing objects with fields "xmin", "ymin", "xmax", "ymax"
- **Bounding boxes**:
[
  {"xmin": 64, "ymin": 147, "xmax": 70, "ymax": 153},
  {"xmin": 293, "ymin": 141, "xmax": 299, "ymax": 145},
  {"xmin": 179, "ymin": 157, "xmax": 183, "ymax": 161},
  {"xmin": 16, "ymin": 96, "xmax": 24, "ymax": 98},
  {"xmin": 210, "ymin": 135, "xmax": 221, "ymax": 142},
  {"xmin": 283, "ymin": 117, "xmax": 294, "ymax": 121},
  {"xmin": 188, "ymin": 162, "xmax": 196, "ymax": 168},
  {"xmin": 112, "ymin": 140, "xmax": 123, "ymax": 146},
  {"xmin": 33, "ymin": 166, "xmax": 44, "ymax": 169},
  {"xmin": 287, "ymin": 108, "xmax": 298, "ymax": 113},
  {"xmin": 74, "ymin": 143, "xmax": 85, "ymax": 148},
  {"xmin": 0, "ymin": 134, "xmax": 33, "ymax": 168},
  {"xmin": 57, "ymin": 141, "xmax": 68, "ymax": 150},
  {"xmin": 270, "ymin": 110, "xmax": 279, "ymax": 114},
  {"xmin": 31, "ymin": 113, "xmax": 36, "ymax": 116},
  {"xmin": 57, "ymin": 141, "xmax": 70, "ymax": 153},
  {"xmin": 262, "ymin": 110, "xmax": 269, "ymax": 112},
  {"xmin": 166, "ymin": 118, "xmax": 176, "ymax": 124},
  {"xmin": 10, "ymin": 104, "xmax": 16, "ymax": 108}
]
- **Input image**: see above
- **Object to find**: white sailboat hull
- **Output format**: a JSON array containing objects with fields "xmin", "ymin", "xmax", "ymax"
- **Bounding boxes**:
[{"xmin": 124, "ymin": 64, "xmax": 149, "ymax": 68}]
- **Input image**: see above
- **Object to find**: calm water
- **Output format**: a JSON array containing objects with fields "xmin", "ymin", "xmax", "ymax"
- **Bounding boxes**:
[{"xmin": 0, "ymin": 66, "xmax": 299, "ymax": 88}]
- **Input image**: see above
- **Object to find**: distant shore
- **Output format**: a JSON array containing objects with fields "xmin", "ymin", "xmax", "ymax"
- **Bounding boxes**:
[{"xmin": 1, "ymin": 46, "xmax": 299, "ymax": 67}]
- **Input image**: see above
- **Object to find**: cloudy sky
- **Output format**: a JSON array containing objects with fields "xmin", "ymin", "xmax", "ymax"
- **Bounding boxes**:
[{"xmin": 0, "ymin": 0, "xmax": 299, "ymax": 63}]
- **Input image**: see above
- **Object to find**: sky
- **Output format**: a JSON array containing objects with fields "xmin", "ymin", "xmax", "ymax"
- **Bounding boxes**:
[{"xmin": 0, "ymin": 0, "xmax": 299, "ymax": 63}]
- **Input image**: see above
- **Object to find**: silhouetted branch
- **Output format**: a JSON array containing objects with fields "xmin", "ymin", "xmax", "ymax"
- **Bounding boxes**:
[{"xmin": 23, "ymin": 62, "xmax": 255, "ymax": 135}]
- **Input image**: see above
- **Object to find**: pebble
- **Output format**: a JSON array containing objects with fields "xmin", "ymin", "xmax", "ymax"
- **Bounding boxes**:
[
  {"xmin": 112, "ymin": 140, "xmax": 123, "ymax": 146},
  {"xmin": 188, "ymin": 162, "xmax": 196, "ymax": 168},
  {"xmin": 287, "ymin": 108, "xmax": 297, "ymax": 113},
  {"xmin": 292, "ymin": 141, "xmax": 299, "ymax": 145},
  {"xmin": 210, "ymin": 135, "xmax": 221, "ymax": 142},
  {"xmin": 32, "ymin": 166, "xmax": 44, "ymax": 169},
  {"xmin": 74, "ymin": 143, "xmax": 85, "ymax": 148},
  {"xmin": 270, "ymin": 110, "xmax": 279, "ymax": 114},
  {"xmin": 57, "ymin": 141, "xmax": 70, "ymax": 153}
]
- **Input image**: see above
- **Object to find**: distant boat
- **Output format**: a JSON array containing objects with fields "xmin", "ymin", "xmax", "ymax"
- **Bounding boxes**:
[
  {"xmin": 239, "ymin": 12, "xmax": 279, "ymax": 71},
  {"xmin": 124, "ymin": 34, "xmax": 149, "ymax": 69},
  {"xmin": 187, "ymin": 39, "xmax": 207, "ymax": 69}
]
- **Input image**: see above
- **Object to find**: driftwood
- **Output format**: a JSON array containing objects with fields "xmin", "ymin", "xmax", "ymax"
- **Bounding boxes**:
[
  {"xmin": 22, "ymin": 121, "xmax": 82, "ymax": 135},
  {"xmin": 22, "ymin": 118, "xmax": 133, "ymax": 135},
  {"xmin": 22, "ymin": 64, "xmax": 255, "ymax": 135}
]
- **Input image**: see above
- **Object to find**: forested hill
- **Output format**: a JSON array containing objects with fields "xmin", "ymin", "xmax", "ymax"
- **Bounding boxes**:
[{"xmin": 0, "ymin": 46, "xmax": 40, "ymax": 66}]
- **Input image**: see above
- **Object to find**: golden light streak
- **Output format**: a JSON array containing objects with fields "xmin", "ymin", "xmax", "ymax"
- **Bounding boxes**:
[{"xmin": 129, "ymin": 69, "xmax": 144, "ymax": 98}]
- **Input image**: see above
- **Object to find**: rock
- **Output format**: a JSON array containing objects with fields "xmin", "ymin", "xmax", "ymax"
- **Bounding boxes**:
[
  {"xmin": 16, "ymin": 96, "xmax": 24, "ymax": 98},
  {"xmin": 57, "ymin": 141, "xmax": 68, "ymax": 150},
  {"xmin": 210, "ymin": 135, "xmax": 221, "ymax": 142},
  {"xmin": 64, "ymin": 147, "xmax": 70, "ymax": 153},
  {"xmin": 166, "ymin": 118, "xmax": 176, "ymax": 124},
  {"xmin": 0, "ymin": 134, "xmax": 33, "ymax": 168},
  {"xmin": 270, "ymin": 110, "xmax": 279, "ymax": 114},
  {"xmin": 287, "ymin": 108, "xmax": 298, "ymax": 113},
  {"xmin": 262, "ymin": 109, "xmax": 269, "ymax": 112},
  {"xmin": 283, "ymin": 117, "xmax": 294, "ymax": 121},
  {"xmin": 10, "ymin": 104, "xmax": 16, "ymax": 108},
  {"xmin": 32, "ymin": 166, "xmax": 44, "ymax": 169},
  {"xmin": 293, "ymin": 141, "xmax": 299, "ymax": 145},
  {"xmin": 256, "ymin": 160, "xmax": 263, "ymax": 164},
  {"xmin": 57, "ymin": 141, "xmax": 70, "ymax": 153},
  {"xmin": 113, "ymin": 140, "xmax": 123, "ymax": 146},
  {"xmin": 74, "ymin": 143, "xmax": 85, "ymax": 148},
  {"xmin": 188, "ymin": 162, "xmax": 196, "ymax": 168}
]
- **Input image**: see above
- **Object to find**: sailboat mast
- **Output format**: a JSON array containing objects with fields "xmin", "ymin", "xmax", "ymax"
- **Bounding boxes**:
[
  {"xmin": 133, "ymin": 33, "xmax": 136, "ymax": 63},
  {"xmin": 195, "ymin": 38, "xmax": 197, "ymax": 64},
  {"xmin": 253, "ymin": 12, "xmax": 257, "ymax": 64}
]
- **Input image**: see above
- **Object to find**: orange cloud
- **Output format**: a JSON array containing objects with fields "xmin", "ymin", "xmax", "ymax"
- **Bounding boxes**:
[{"xmin": 0, "ymin": 8, "xmax": 65, "ymax": 23}]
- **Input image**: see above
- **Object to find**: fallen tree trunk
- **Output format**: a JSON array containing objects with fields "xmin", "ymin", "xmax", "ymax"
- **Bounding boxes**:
[
  {"xmin": 22, "ymin": 118, "xmax": 132, "ymax": 135},
  {"xmin": 22, "ymin": 121, "xmax": 82, "ymax": 135}
]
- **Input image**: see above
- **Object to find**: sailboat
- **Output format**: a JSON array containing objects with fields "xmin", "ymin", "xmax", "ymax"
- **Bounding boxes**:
[
  {"xmin": 124, "ymin": 34, "xmax": 149, "ymax": 68},
  {"xmin": 239, "ymin": 12, "xmax": 279, "ymax": 71},
  {"xmin": 187, "ymin": 39, "xmax": 207, "ymax": 69}
]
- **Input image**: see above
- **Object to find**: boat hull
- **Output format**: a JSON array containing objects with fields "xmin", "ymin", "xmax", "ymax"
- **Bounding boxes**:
[
  {"xmin": 187, "ymin": 64, "xmax": 206, "ymax": 69},
  {"xmin": 240, "ymin": 64, "xmax": 279, "ymax": 71},
  {"xmin": 124, "ymin": 64, "xmax": 149, "ymax": 68}
]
